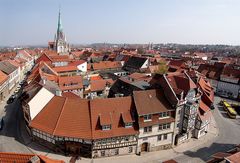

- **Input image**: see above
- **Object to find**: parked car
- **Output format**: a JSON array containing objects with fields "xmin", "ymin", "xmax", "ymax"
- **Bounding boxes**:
[
  {"xmin": 0, "ymin": 117, "xmax": 4, "ymax": 130},
  {"xmin": 7, "ymin": 95, "xmax": 16, "ymax": 104}
]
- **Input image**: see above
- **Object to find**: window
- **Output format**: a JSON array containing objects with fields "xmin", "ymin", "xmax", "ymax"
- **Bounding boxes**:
[
  {"xmin": 143, "ymin": 137, "xmax": 148, "ymax": 141},
  {"xmin": 159, "ymin": 112, "xmax": 170, "ymax": 118},
  {"xmin": 102, "ymin": 125, "xmax": 111, "ymax": 130},
  {"xmin": 157, "ymin": 135, "xmax": 162, "ymax": 141},
  {"xmin": 143, "ymin": 115, "xmax": 152, "ymax": 121},
  {"xmin": 114, "ymin": 149, "xmax": 119, "ymax": 155},
  {"xmin": 159, "ymin": 123, "xmax": 171, "ymax": 130},
  {"xmin": 177, "ymin": 123, "xmax": 180, "ymax": 128},
  {"xmin": 163, "ymin": 134, "xmax": 168, "ymax": 140},
  {"xmin": 101, "ymin": 151, "xmax": 105, "ymax": 156},
  {"xmin": 129, "ymin": 146, "xmax": 133, "ymax": 153},
  {"xmin": 144, "ymin": 126, "xmax": 152, "ymax": 133},
  {"xmin": 125, "ymin": 122, "xmax": 133, "ymax": 128},
  {"xmin": 178, "ymin": 110, "xmax": 181, "ymax": 114}
]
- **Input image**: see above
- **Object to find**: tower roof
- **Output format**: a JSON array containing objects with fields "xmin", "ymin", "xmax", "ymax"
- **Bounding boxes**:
[{"xmin": 57, "ymin": 8, "xmax": 63, "ymax": 33}]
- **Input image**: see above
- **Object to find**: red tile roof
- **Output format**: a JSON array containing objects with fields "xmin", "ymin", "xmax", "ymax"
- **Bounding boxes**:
[
  {"xmin": 0, "ymin": 70, "xmax": 8, "ymax": 85},
  {"xmin": 30, "ymin": 96, "xmax": 138, "ymax": 140},
  {"xmin": 0, "ymin": 152, "xmax": 64, "ymax": 163},
  {"xmin": 52, "ymin": 66, "xmax": 78, "ymax": 73},
  {"xmin": 199, "ymin": 100, "xmax": 210, "ymax": 113},
  {"xmin": 92, "ymin": 61, "xmax": 122, "ymax": 70},
  {"xmin": 68, "ymin": 60, "xmax": 86, "ymax": 66},
  {"xmin": 198, "ymin": 77, "xmax": 214, "ymax": 105},
  {"xmin": 30, "ymin": 96, "xmax": 92, "ymax": 139},
  {"xmin": 90, "ymin": 75, "xmax": 103, "ymax": 81},
  {"xmin": 90, "ymin": 97, "xmax": 138, "ymax": 139},
  {"xmin": 90, "ymin": 79, "xmax": 114, "ymax": 92},
  {"xmin": 50, "ymin": 55, "xmax": 71, "ymax": 62},
  {"xmin": 58, "ymin": 75, "xmax": 83, "ymax": 91},
  {"xmin": 62, "ymin": 92, "xmax": 80, "ymax": 98},
  {"xmin": 166, "ymin": 71, "xmax": 197, "ymax": 96},
  {"xmin": 133, "ymin": 89, "xmax": 172, "ymax": 115},
  {"xmin": 225, "ymin": 151, "xmax": 240, "ymax": 163}
]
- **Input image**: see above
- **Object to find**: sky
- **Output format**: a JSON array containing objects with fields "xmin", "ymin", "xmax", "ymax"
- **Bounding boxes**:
[{"xmin": 1, "ymin": 0, "xmax": 240, "ymax": 46}]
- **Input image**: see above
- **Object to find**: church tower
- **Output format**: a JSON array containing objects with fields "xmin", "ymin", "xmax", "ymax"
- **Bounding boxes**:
[{"xmin": 54, "ymin": 9, "xmax": 70, "ymax": 54}]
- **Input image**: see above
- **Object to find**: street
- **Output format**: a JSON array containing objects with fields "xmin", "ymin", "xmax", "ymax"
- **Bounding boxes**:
[
  {"xmin": 172, "ymin": 96, "xmax": 240, "ymax": 163},
  {"xmin": 0, "ymin": 89, "xmax": 32, "ymax": 153}
]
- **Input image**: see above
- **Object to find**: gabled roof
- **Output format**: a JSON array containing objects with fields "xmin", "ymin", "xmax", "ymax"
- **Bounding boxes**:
[
  {"xmin": 90, "ymin": 96, "xmax": 138, "ymax": 139},
  {"xmin": 0, "ymin": 61, "xmax": 18, "ymax": 75},
  {"xmin": 30, "ymin": 96, "xmax": 92, "ymax": 139},
  {"xmin": 225, "ymin": 151, "xmax": 240, "ymax": 163},
  {"xmin": 133, "ymin": 89, "xmax": 172, "ymax": 115},
  {"xmin": 198, "ymin": 77, "xmax": 214, "ymax": 105},
  {"xmin": 50, "ymin": 55, "xmax": 71, "ymax": 62},
  {"xmin": 90, "ymin": 79, "xmax": 114, "ymax": 92},
  {"xmin": 58, "ymin": 75, "xmax": 83, "ymax": 91},
  {"xmin": 0, "ymin": 70, "xmax": 8, "ymax": 85},
  {"xmin": 199, "ymin": 100, "xmax": 210, "ymax": 113},
  {"xmin": 92, "ymin": 61, "xmax": 122, "ymax": 71},
  {"xmin": 52, "ymin": 65, "xmax": 78, "ymax": 73},
  {"xmin": 68, "ymin": 60, "xmax": 86, "ymax": 66},
  {"xmin": 165, "ymin": 71, "xmax": 197, "ymax": 97},
  {"xmin": 124, "ymin": 56, "xmax": 148, "ymax": 69},
  {"xmin": 0, "ymin": 152, "xmax": 64, "ymax": 163}
]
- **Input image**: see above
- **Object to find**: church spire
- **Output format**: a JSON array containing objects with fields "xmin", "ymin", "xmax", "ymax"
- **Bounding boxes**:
[{"xmin": 57, "ymin": 7, "xmax": 63, "ymax": 33}]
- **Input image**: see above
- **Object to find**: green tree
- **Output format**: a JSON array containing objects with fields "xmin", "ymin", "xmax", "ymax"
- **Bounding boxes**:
[{"xmin": 155, "ymin": 61, "xmax": 168, "ymax": 74}]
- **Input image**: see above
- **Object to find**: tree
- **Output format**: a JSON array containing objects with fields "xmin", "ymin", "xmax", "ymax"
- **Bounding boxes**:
[{"xmin": 155, "ymin": 61, "xmax": 168, "ymax": 75}]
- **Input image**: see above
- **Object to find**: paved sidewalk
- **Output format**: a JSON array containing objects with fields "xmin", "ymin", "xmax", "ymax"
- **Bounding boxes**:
[{"xmin": 22, "ymin": 111, "xmax": 219, "ymax": 163}]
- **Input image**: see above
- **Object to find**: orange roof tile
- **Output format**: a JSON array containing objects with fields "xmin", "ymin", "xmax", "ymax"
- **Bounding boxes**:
[
  {"xmin": 52, "ymin": 66, "xmax": 78, "ymax": 73},
  {"xmin": 90, "ymin": 79, "xmax": 113, "ymax": 92},
  {"xmin": 133, "ymin": 89, "xmax": 172, "ymax": 115},
  {"xmin": 0, "ymin": 152, "xmax": 64, "ymax": 163},
  {"xmin": 90, "ymin": 97, "xmax": 138, "ymax": 139},
  {"xmin": 58, "ymin": 75, "xmax": 83, "ymax": 91},
  {"xmin": 0, "ymin": 70, "xmax": 8, "ymax": 85},
  {"xmin": 30, "ymin": 96, "xmax": 92, "ymax": 139},
  {"xmin": 199, "ymin": 100, "xmax": 210, "ymax": 113},
  {"xmin": 62, "ymin": 92, "xmax": 80, "ymax": 98},
  {"xmin": 225, "ymin": 151, "xmax": 240, "ymax": 163},
  {"xmin": 166, "ymin": 71, "xmax": 197, "ymax": 96},
  {"xmin": 92, "ymin": 61, "xmax": 122, "ymax": 70}
]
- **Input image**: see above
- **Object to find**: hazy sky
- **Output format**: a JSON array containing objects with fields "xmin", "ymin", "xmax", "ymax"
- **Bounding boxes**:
[{"xmin": 1, "ymin": 0, "xmax": 240, "ymax": 46}]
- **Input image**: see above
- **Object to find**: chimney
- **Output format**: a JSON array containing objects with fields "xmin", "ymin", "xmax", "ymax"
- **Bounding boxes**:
[{"xmin": 42, "ymin": 77, "xmax": 46, "ymax": 85}]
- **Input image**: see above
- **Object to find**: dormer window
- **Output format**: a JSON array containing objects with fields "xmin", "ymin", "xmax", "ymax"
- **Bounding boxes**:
[
  {"xmin": 143, "ymin": 114, "xmax": 152, "ymax": 121},
  {"xmin": 99, "ymin": 113, "xmax": 112, "ymax": 131},
  {"xmin": 102, "ymin": 124, "xmax": 111, "ymax": 130},
  {"xmin": 125, "ymin": 122, "xmax": 133, "ymax": 128},
  {"xmin": 121, "ymin": 112, "xmax": 134, "ymax": 128},
  {"xmin": 159, "ymin": 112, "xmax": 170, "ymax": 119}
]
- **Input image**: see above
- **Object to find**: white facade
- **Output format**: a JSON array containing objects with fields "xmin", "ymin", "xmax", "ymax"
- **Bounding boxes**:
[
  {"xmin": 16, "ymin": 51, "xmax": 34, "ymax": 71},
  {"xmin": 137, "ymin": 122, "xmax": 174, "ymax": 153},
  {"xmin": 141, "ymin": 58, "xmax": 150, "ymax": 69},
  {"xmin": 28, "ymin": 87, "xmax": 54, "ymax": 120},
  {"xmin": 216, "ymin": 81, "xmax": 240, "ymax": 99},
  {"xmin": 77, "ymin": 62, "xmax": 87, "ymax": 72},
  {"xmin": 8, "ymin": 68, "xmax": 20, "ymax": 90}
]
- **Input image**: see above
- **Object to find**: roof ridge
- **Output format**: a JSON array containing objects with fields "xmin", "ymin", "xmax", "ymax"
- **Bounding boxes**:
[
  {"xmin": 88, "ymin": 100, "xmax": 93, "ymax": 139},
  {"xmin": 53, "ymin": 97, "xmax": 68, "ymax": 136}
]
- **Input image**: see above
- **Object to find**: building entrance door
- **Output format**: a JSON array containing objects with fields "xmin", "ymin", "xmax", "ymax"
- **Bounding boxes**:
[{"xmin": 141, "ymin": 142, "xmax": 148, "ymax": 152}]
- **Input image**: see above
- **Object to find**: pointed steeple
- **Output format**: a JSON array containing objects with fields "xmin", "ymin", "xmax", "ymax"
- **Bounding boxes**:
[{"xmin": 57, "ymin": 7, "xmax": 63, "ymax": 33}]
